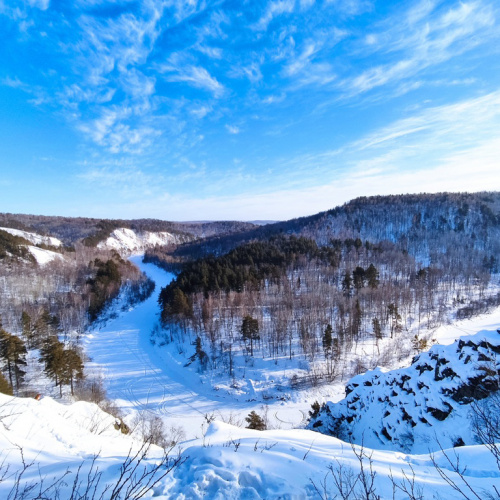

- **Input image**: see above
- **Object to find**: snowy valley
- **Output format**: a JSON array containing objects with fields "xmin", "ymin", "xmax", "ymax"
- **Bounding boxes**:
[{"xmin": 1, "ymin": 193, "xmax": 500, "ymax": 499}]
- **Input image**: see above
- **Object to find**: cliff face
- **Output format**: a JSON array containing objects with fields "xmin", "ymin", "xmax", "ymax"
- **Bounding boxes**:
[{"xmin": 308, "ymin": 328, "xmax": 500, "ymax": 453}]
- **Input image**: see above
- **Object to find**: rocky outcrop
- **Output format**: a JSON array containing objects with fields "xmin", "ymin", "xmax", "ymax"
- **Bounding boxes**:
[{"xmin": 308, "ymin": 329, "xmax": 500, "ymax": 453}]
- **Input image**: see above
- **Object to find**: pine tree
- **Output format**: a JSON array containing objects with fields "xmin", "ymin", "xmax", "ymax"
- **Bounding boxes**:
[
  {"xmin": 372, "ymin": 317, "xmax": 382, "ymax": 340},
  {"xmin": 40, "ymin": 337, "xmax": 66, "ymax": 396},
  {"xmin": 365, "ymin": 264, "xmax": 379, "ymax": 289},
  {"xmin": 352, "ymin": 266, "xmax": 366, "ymax": 292},
  {"xmin": 62, "ymin": 347, "xmax": 84, "ymax": 396},
  {"xmin": 241, "ymin": 315, "xmax": 259, "ymax": 356},
  {"xmin": 322, "ymin": 324, "xmax": 333, "ymax": 357},
  {"xmin": 341, "ymin": 272, "xmax": 352, "ymax": 297},
  {"xmin": 0, "ymin": 329, "xmax": 27, "ymax": 392},
  {"xmin": 245, "ymin": 410, "xmax": 266, "ymax": 430},
  {"xmin": 0, "ymin": 371, "xmax": 13, "ymax": 395},
  {"xmin": 21, "ymin": 311, "xmax": 35, "ymax": 348},
  {"xmin": 188, "ymin": 337, "xmax": 208, "ymax": 371}
]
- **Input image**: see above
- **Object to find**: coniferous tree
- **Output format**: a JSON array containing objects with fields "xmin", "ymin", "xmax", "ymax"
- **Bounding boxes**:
[
  {"xmin": 21, "ymin": 311, "xmax": 35, "ymax": 348},
  {"xmin": 365, "ymin": 264, "xmax": 379, "ymax": 289},
  {"xmin": 40, "ymin": 337, "xmax": 66, "ymax": 395},
  {"xmin": 322, "ymin": 324, "xmax": 333, "ymax": 356},
  {"xmin": 62, "ymin": 347, "xmax": 84, "ymax": 396},
  {"xmin": 245, "ymin": 410, "xmax": 266, "ymax": 430},
  {"xmin": 0, "ymin": 329, "xmax": 27, "ymax": 392},
  {"xmin": 0, "ymin": 371, "xmax": 13, "ymax": 395},
  {"xmin": 342, "ymin": 272, "xmax": 352, "ymax": 297},
  {"xmin": 241, "ymin": 315, "xmax": 259, "ymax": 356}
]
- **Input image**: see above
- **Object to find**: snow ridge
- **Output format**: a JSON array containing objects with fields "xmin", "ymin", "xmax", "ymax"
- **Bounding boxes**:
[{"xmin": 308, "ymin": 329, "xmax": 500, "ymax": 453}]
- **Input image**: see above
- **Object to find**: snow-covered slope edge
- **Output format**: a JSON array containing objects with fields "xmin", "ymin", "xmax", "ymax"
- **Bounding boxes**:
[
  {"xmin": 97, "ymin": 228, "xmax": 182, "ymax": 254},
  {"xmin": 0, "ymin": 393, "xmax": 168, "ymax": 498},
  {"xmin": 161, "ymin": 421, "xmax": 498, "ymax": 499},
  {"xmin": 308, "ymin": 328, "xmax": 500, "ymax": 453}
]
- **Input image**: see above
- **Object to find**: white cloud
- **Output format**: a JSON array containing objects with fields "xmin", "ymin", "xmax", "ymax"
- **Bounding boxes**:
[
  {"xmin": 163, "ymin": 63, "xmax": 225, "ymax": 97},
  {"xmin": 226, "ymin": 125, "xmax": 240, "ymax": 134},
  {"xmin": 254, "ymin": 0, "xmax": 295, "ymax": 31},
  {"xmin": 346, "ymin": 0, "xmax": 497, "ymax": 94}
]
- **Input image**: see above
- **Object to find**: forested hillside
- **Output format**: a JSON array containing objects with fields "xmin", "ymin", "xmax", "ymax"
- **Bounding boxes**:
[
  {"xmin": 154, "ymin": 192, "xmax": 500, "ymax": 388},
  {"xmin": 0, "ymin": 213, "xmax": 257, "ymax": 246}
]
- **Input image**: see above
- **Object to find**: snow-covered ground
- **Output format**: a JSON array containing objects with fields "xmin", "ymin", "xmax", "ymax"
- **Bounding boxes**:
[
  {"xmin": 0, "ymin": 393, "xmax": 169, "ymax": 499},
  {"xmin": 0, "ymin": 226, "xmax": 62, "ymax": 247},
  {"xmin": 97, "ymin": 228, "xmax": 181, "ymax": 254},
  {"xmin": 1, "ymin": 393, "xmax": 499, "ymax": 499},
  {"xmin": 27, "ymin": 245, "xmax": 63, "ymax": 265}
]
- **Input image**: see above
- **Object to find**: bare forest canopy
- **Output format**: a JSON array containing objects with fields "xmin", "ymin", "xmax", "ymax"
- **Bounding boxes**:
[
  {"xmin": 153, "ymin": 192, "xmax": 500, "ymax": 383},
  {"xmin": 0, "ymin": 213, "xmax": 258, "ymax": 247}
]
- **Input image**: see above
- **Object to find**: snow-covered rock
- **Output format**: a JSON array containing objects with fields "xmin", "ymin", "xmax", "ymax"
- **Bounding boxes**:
[
  {"xmin": 97, "ymin": 228, "xmax": 181, "ymax": 254},
  {"xmin": 308, "ymin": 329, "xmax": 500, "ymax": 453},
  {"xmin": 0, "ymin": 227, "xmax": 62, "ymax": 247}
]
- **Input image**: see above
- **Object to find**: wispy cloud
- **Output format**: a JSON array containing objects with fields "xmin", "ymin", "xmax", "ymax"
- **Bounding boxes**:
[
  {"xmin": 162, "ymin": 62, "xmax": 225, "ymax": 97},
  {"xmin": 254, "ymin": 0, "xmax": 295, "ymax": 31},
  {"xmin": 345, "ymin": 0, "xmax": 498, "ymax": 95}
]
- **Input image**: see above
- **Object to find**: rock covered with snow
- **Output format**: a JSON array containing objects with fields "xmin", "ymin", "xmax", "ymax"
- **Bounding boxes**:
[
  {"xmin": 308, "ymin": 329, "xmax": 500, "ymax": 453},
  {"xmin": 0, "ymin": 226, "xmax": 62, "ymax": 247},
  {"xmin": 97, "ymin": 228, "xmax": 181, "ymax": 254}
]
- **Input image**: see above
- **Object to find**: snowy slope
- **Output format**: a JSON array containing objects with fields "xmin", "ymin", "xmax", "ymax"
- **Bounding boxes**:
[
  {"xmin": 308, "ymin": 328, "xmax": 500, "ymax": 453},
  {"xmin": 97, "ymin": 228, "xmax": 181, "ymax": 254},
  {"xmin": 27, "ymin": 245, "xmax": 63, "ymax": 265},
  {"xmin": 2, "ymin": 394, "xmax": 499, "ymax": 499},
  {"xmin": 161, "ymin": 421, "xmax": 500, "ymax": 499},
  {"xmin": 0, "ymin": 226, "xmax": 62, "ymax": 247},
  {"xmin": 0, "ymin": 393, "xmax": 168, "ymax": 499}
]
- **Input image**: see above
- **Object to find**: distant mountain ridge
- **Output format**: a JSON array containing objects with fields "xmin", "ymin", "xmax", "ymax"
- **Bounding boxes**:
[
  {"xmin": 171, "ymin": 191, "xmax": 500, "ymax": 264},
  {"xmin": 0, "ymin": 213, "xmax": 258, "ymax": 247}
]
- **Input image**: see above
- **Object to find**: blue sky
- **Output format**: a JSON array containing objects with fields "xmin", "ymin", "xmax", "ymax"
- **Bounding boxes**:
[{"xmin": 1, "ymin": 0, "xmax": 500, "ymax": 221}]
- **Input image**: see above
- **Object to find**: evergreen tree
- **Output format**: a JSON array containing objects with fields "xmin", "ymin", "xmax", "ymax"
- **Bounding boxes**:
[
  {"xmin": 372, "ymin": 317, "xmax": 382, "ymax": 340},
  {"xmin": 245, "ymin": 410, "xmax": 266, "ymax": 430},
  {"xmin": 387, "ymin": 303, "xmax": 403, "ymax": 338},
  {"xmin": 341, "ymin": 272, "xmax": 352, "ymax": 297},
  {"xmin": 241, "ymin": 315, "xmax": 260, "ymax": 356},
  {"xmin": 0, "ymin": 329, "xmax": 27, "ymax": 392},
  {"xmin": 365, "ymin": 264, "xmax": 379, "ymax": 289},
  {"xmin": 188, "ymin": 336, "xmax": 208, "ymax": 371},
  {"xmin": 352, "ymin": 266, "xmax": 366, "ymax": 292},
  {"xmin": 21, "ymin": 311, "xmax": 35, "ymax": 348},
  {"xmin": 0, "ymin": 371, "xmax": 13, "ymax": 396},
  {"xmin": 309, "ymin": 400, "xmax": 321, "ymax": 418},
  {"xmin": 322, "ymin": 324, "xmax": 333, "ymax": 357},
  {"xmin": 40, "ymin": 337, "xmax": 66, "ymax": 395},
  {"xmin": 62, "ymin": 347, "xmax": 84, "ymax": 396}
]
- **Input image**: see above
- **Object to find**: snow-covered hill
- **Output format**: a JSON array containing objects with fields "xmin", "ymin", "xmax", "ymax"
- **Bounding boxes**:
[
  {"xmin": 0, "ymin": 393, "xmax": 169, "ymax": 499},
  {"xmin": 97, "ymin": 228, "xmax": 181, "ymax": 254},
  {"xmin": 308, "ymin": 328, "xmax": 500, "ymax": 453},
  {"xmin": 0, "ymin": 226, "xmax": 62, "ymax": 247},
  {"xmin": 1, "ymin": 393, "xmax": 499, "ymax": 499}
]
